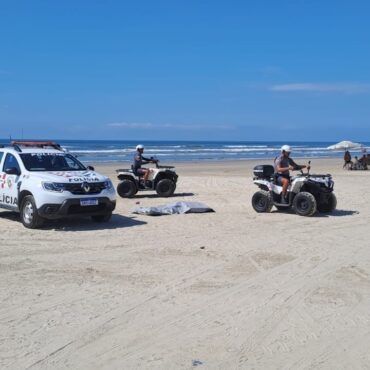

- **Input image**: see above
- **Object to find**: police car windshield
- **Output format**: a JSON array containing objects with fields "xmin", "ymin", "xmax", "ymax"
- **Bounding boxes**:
[{"xmin": 20, "ymin": 153, "xmax": 86, "ymax": 171}]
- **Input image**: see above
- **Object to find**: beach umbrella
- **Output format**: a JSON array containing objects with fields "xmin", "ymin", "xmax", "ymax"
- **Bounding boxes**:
[{"xmin": 327, "ymin": 140, "xmax": 363, "ymax": 150}]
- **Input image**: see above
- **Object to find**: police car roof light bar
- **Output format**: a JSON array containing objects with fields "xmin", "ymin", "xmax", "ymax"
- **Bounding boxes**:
[
  {"xmin": 11, "ymin": 141, "xmax": 63, "ymax": 151},
  {"xmin": 0, "ymin": 143, "xmax": 22, "ymax": 152}
]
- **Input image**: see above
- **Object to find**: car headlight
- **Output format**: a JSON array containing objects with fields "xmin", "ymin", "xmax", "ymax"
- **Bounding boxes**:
[
  {"xmin": 104, "ymin": 180, "xmax": 113, "ymax": 190},
  {"xmin": 43, "ymin": 182, "xmax": 66, "ymax": 192}
]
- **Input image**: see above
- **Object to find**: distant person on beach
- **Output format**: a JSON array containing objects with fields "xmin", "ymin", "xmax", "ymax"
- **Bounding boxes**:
[
  {"xmin": 274, "ymin": 145, "xmax": 309, "ymax": 204},
  {"xmin": 353, "ymin": 156, "xmax": 359, "ymax": 170},
  {"xmin": 360, "ymin": 154, "xmax": 368, "ymax": 170},
  {"xmin": 361, "ymin": 148, "xmax": 368, "ymax": 170},
  {"xmin": 343, "ymin": 150, "xmax": 353, "ymax": 169},
  {"xmin": 133, "ymin": 144, "xmax": 158, "ymax": 187}
]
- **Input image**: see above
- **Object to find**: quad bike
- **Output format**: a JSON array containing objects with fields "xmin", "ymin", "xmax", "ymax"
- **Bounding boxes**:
[
  {"xmin": 251, "ymin": 161, "xmax": 337, "ymax": 216},
  {"xmin": 116, "ymin": 159, "xmax": 178, "ymax": 198}
]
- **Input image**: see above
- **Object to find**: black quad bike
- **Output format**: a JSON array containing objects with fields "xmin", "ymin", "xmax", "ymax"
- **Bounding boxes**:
[{"xmin": 116, "ymin": 160, "xmax": 178, "ymax": 198}]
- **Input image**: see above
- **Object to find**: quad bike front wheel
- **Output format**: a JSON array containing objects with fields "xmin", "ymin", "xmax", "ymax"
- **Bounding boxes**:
[
  {"xmin": 293, "ymin": 192, "xmax": 317, "ymax": 217},
  {"xmin": 117, "ymin": 179, "xmax": 137, "ymax": 198},
  {"xmin": 317, "ymin": 193, "xmax": 337, "ymax": 213},
  {"xmin": 156, "ymin": 179, "xmax": 176, "ymax": 197},
  {"xmin": 252, "ymin": 190, "xmax": 273, "ymax": 213}
]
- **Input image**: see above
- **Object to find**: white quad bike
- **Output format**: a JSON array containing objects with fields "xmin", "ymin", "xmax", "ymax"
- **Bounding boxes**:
[
  {"xmin": 252, "ymin": 161, "xmax": 337, "ymax": 216},
  {"xmin": 116, "ymin": 159, "xmax": 178, "ymax": 198}
]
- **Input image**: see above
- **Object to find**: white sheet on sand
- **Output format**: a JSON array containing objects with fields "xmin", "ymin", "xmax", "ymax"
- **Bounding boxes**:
[{"xmin": 132, "ymin": 201, "xmax": 214, "ymax": 216}]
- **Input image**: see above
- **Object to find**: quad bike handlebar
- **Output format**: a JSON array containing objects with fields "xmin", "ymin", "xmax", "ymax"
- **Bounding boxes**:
[
  {"xmin": 298, "ymin": 160, "xmax": 311, "ymax": 176},
  {"xmin": 149, "ymin": 157, "xmax": 175, "ymax": 169},
  {"xmin": 156, "ymin": 165, "xmax": 175, "ymax": 169},
  {"xmin": 145, "ymin": 157, "xmax": 159, "ymax": 167},
  {"xmin": 152, "ymin": 158, "xmax": 160, "ymax": 168}
]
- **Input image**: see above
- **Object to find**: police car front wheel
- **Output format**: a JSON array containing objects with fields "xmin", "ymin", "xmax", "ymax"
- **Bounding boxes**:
[{"xmin": 20, "ymin": 195, "xmax": 44, "ymax": 229}]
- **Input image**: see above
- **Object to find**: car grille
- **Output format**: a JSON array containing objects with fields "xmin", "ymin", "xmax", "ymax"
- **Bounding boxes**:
[{"xmin": 64, "ymin": 182, "xmax": 107, "ymax": 195}]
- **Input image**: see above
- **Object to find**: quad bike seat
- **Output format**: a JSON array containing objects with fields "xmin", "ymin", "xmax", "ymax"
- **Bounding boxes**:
[
  {"xmin": 273, "ymin": 173, "xmax": 294, "ymax": 185},
  {"xmin": 130, "ymin": 165, "xmax": 142, "ymax": 177}
]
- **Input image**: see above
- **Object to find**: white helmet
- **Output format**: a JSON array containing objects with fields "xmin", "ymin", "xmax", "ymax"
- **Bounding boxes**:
[
  {"xmin": 136, "ymin": 144, "xmax": 144, "ymax": 150},
  {"xmin": 281, "ymin": 145, "xmax": 291, "ymax": 153}
]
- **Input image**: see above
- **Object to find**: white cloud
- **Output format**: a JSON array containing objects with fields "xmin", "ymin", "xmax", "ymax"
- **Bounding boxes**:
[
  {"xmin": 107, "ymin": 122, "xmax": 234, "ymax": 130},
  {"xmin": 108, "ymin": 122, "xmax": 154, "ymax": 128},
  {"xmin": 270, "ymin": 83, "xmax": 370, "ymax": 93}
]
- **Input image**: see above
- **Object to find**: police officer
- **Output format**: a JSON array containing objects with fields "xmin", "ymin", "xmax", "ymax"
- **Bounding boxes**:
[
  {"xmin": 133, "ymin": 144, "xmax": 158, "ymax": 187},
  {"xmin": 274, "ymin": 145, "xmax": 309, "ymax": 203}
]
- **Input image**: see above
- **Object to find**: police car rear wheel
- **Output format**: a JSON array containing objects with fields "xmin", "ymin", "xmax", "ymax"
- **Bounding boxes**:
[{"xmin": 20, "ymin": 195, "xmax": 44, "ymax": 229}]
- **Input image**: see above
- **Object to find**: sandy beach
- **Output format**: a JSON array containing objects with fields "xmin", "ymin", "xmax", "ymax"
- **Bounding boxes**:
[{"xmin": 1, "ymin": 158, "xmax": 370, "ymax": 369}]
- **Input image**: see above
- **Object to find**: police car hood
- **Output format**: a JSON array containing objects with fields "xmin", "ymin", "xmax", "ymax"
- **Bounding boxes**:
[{"xmin": 31, "ymin": 170, "xmax": 107, "ymax": 183}]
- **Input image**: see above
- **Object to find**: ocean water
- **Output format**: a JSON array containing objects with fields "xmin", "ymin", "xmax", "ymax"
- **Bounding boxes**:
[
  {"xmin": 3, "ymin": 139, "xmax": 369, "ymax": 164},
  {"xmin": 55, "ymin": 140, "xmax": 369, "ymax": 164}
]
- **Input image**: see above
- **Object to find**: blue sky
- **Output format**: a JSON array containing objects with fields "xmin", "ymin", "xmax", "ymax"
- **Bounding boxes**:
[{"xmin": 1, "ymin": 0, "xmax": 369, "ymax": 141}]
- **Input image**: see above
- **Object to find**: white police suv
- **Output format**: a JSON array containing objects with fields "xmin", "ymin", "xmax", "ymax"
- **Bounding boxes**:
[{"xmin": 0, "ymin": 141, "xmax": 116, "ymax": 228}]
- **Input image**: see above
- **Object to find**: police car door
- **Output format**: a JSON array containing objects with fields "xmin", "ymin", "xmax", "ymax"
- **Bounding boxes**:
[{"xmin": 0, "ymin": 152, "xmax": 21, "ymax": 209}]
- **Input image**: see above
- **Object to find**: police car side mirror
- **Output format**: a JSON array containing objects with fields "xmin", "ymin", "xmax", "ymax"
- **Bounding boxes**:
[
  {"xmin": 87, "ymin": 165, "xmax": 95, "ymax": 171},
  {"xmin": 5, "ymin": 167, "xmax": 20, "ymax": 176}
]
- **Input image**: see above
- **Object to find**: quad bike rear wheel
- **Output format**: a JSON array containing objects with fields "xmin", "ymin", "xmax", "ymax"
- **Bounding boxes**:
[
  {"xmin": 117, "ymin": 179, "xmax": 137, "ymax": 198},
  {"xmin": 293, "ymin": 192, "xmax": 317, "ymax": 217},
  {"xmin": 252, "ymin": 190, "xmax": 273, "ymax": 213},
  {"xmin": 317, "ymin": 193, "xmax": 337, "ymax": 213}
]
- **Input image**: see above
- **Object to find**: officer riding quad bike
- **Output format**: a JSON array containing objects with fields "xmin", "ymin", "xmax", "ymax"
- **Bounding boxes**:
[
  {"xmin": 251, "ymin": 161, "xmax": 337, "ymax": 217},
  {"xmin": 116, "ymin": 159, "xmax": 178, "ymax": 198}
]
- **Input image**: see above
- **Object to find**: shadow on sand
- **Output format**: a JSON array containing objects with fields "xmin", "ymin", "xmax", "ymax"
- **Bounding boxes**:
[
  {"xmin": 271, "ymin": 208, "xmax": 359, "ymax": 217},
  {"xmin": 131, "ymin": 192, "xmax": 195, "ymax": 199},
  {"xmin": 0, "ymin": 211, "xmax": 19, "ymax": 222},
  {"xmin": 316, "ymin": 209, "xmax": 359, "ymax": 218},
  {"xmin": 0, "ymin": 212, "xmax": 147, "ymax": 231}
]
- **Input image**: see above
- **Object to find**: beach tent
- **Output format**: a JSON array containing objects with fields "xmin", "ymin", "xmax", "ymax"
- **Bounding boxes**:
[{"xmin": 327, "ymin": 141, "xmax": 363, "ymax": 150}]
